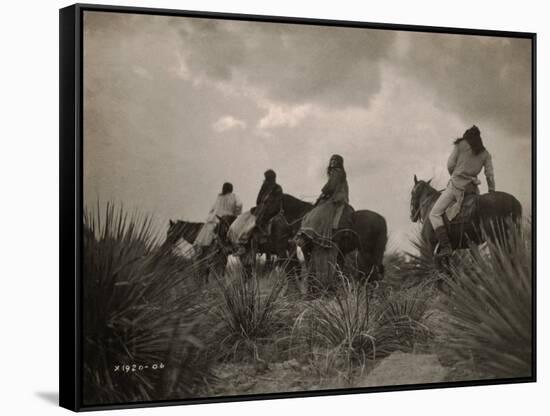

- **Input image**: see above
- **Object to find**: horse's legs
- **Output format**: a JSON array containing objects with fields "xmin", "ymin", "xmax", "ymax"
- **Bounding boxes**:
[
  {"xmin": 356, "ymin": 253, "xmax": 374, "ymax": 284},
  {"xmin": 335, "ymin": 248, "xmax": 345, "ymax": 274},
  {"xmin": 195, "ymin": 250, "xmax": 210, "ymax": 285},
  {"xmin": 281, "ymin": 249, "xmax": 302, "ymax": 297},
  {"xmin": 265, "ymin": 246, "xmax": 274, "ymax": 271},
  {"xmin": 243, "ymin": 242, "xmax": 257, "ymax": 277},
  {"xmin": 210, "ymin": 249, "xmax": 228, "ymax": 280},
  {"xmin": 299, "ymin": 245, "xmax": 315, "ymax": 298}
]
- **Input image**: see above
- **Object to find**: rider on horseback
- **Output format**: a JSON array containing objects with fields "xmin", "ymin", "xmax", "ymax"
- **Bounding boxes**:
[
  {"xmin": 231, "ymin": 169, "xmax": 283, "ymax": 256},
  {"xmin": 194, "ymin": 182, "xmax": 242, "ymax": 255},
  {"xmin": 255, "ymin": 169, "xmax": 284, "ymax": 235},
  {"xmin": 430, "ymin": 125, "xmax": 495, "ymax": 257},
  {"xmin": 296, "ymin": 154, "xmax": 352, "ymax": 248}
]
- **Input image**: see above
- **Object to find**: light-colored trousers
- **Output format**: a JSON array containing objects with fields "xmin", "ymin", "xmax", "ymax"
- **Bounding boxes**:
[{"xmin": 429, "ymin": 182, "xmax": 463, "ymax": 229}]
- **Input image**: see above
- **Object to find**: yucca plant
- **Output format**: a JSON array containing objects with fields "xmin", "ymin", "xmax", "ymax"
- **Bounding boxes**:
[
  {"xmin": 376, "ymin": 284, "xmax": 434, "ymax": 353},
  {"xmin": 383, "ymin": 232, "xmax": 444, "ymax": 291},
  {"xmin": 297, "ymin": 270, "xmax": 437, "ymax": 388},
  {"xmin": 302, "ymin": 274, "xmax": 417, "ymax": 365},
  {"xmin": 210, "ymin": 265, "xmax": 288, "ymax": 362},
  {"xmin": 405, "ymin": 234, "xmax": 442, "ymax": 286},
  {"xmin": 441, "ymin": 221, "xmax": 532, "ymax": 379},
  {"xmin": 82, "ymin": 203, "xmax": 216, "ymax": 405},
  {"xmin": 303, "ymin": 275, "xmax": 375, "ymax": 362}
]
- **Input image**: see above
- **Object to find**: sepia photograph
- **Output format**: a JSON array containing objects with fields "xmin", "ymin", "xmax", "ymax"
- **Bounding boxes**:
[{"xmin": 75, "ymin": 6, "xmax": 534, "ymax": 408}]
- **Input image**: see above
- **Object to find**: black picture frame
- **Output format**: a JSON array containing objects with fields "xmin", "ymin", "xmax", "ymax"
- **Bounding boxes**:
[{"xmin": 60, "ymin": 3, "xmax": 537, "ymax": 412}]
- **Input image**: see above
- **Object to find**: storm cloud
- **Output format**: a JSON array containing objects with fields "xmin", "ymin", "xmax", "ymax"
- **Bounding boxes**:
[
  {"xmin": 172, "ymin": 18, "xmax": 396, "ymax": 109},
  {"xmin": 83, "ymin": 11, "xmax": 532, "ymax": 250},
  {"xmin": 395, "ymin": 32, "xmax": 531, "ymax": 137}
]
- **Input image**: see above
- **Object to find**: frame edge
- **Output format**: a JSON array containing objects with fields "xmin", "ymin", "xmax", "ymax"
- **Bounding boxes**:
[
  {"xmin": 59, "ymin": 4, "xmax": 82, "ymax": 412},
  {"xmin": 63, "ymin": 3, "xmax": 537, "ymax": 411}
]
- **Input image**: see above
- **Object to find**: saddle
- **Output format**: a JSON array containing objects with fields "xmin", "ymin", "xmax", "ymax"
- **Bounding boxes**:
[
  {"xmin": 334, "ymin": 203, "xmax": 354, "ymax": 230},
  {"xmin": 255, "ymin": 211, "xmax": 282, "ymax": 244},
  {"xmin": 296, "ymin": 203, "xmax": 355, "ymax": 249},
  {"xmin": 444, "ymin": 193, "xmax": 479, "ymax": 226}
]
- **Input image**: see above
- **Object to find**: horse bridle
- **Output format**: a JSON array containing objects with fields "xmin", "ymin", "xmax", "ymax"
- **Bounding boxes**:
[
  {"xmin": 272, "ymin": 207, "xmax": 309, "ymax": 228},
  {"xmin": 411, "ymin": 183, "xmax": 434, "ymax": 224}
]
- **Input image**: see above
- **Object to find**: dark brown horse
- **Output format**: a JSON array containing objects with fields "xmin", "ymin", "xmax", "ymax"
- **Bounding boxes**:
[
  {"xmin": 215, "ymin": 214, "xmax": 277, "ymax": 273},
  {"xmin": 163, "ymin": 219, "xmax": 228, "ymax": 280},
  {"xmin": 271, "ymin": 194, "xmax": 388, "ymax": 284},
  {"xmin": 410, "ymin": 175, "xmax": 522, "ymax": 255}
]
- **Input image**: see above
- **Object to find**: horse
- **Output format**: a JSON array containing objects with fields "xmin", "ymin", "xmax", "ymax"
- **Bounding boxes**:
[
  {"xmin": 410, "ymin": 175, "xmax": 522, "ymax": 260},
  {"xmin": 215, "ymin": 214, "xmax": 278, "ymax": 274},
  {"xmin": 163, "ymin": 219, "xmax": 227, "ymax": 282},
  {"xmin": 269, "ymin": 194, "xmax": 388, "ymax": 288},
  {"xmin": 164, "ymin": 216, "xmax": 276, "ymax": 279},
  {"xmin": 163, "ymin": 220, "xmax": 203, "ymax": 249}
]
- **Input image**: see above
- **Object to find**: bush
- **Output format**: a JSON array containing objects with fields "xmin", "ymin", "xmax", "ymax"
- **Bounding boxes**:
[
  {"xmin": 384, "ymin": 234, "xmax": 443, "ymax": 290},
  {"xmin": 442, "ymin": 221, "xmax": 532, "ymax": 379},
  {"xmin": 298, "ymin": 272, "xmax": 432, "ymax": 386},
  {"xmin": 375, "ymin": 284, "xmax": 434, "ymax": 353},
  {"xmin": 82, "ymin": 204, "xmax": 215, "ymax": 405},
  {"xmin": 210, "ymin": 266, "xmax": 288, "ymax": 362}
]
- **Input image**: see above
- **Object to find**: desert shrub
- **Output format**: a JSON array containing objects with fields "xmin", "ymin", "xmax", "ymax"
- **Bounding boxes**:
[
  {"xmin": 300, "ymin": 276, "xmax": 410, "ymax": 362},
  {"xmin": 442, "ymin": 221, "xmax": 532, "ymax": 379},
  {"xmin": 210, "ymin": 265, "xmax": 288, "ymax": 361},
  {"xmin": 301, "ymin": 275, "xmax": 376, "ymax": 362},
  {"xmin": 82, "ymin": 204, "xmax": 216, "ymax": 405},
  {"xmin": 385, "ymin": 233, "xmax": 443, "ymax": 289},
  {"xmin": 376, "ymin": 284, "xmax": 434, "ymax": 352},
  {"xmin": 295, "ymin": 270, "xmax": 436, "ymax": 386}
]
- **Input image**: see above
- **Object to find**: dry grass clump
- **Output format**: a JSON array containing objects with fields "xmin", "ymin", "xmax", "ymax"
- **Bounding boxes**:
[
  {"xmin": 210, "ymin": 266, "xmax": 289, "ymax": 362},
  {"xmin": 294, "ymin": 272, "xmax": 433, "ymax": 385}
]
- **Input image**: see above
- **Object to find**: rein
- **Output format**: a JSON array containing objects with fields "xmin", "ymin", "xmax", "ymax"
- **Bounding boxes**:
[
  {"xmin": 277, "ymin": 208, "xmax": 309, "ymax": 227},
  {"xmin": 278, "ymin": 195, "xmax": 314, "ymax": 228},
  {"xmin": 412, "ymin": 187, "xmax": 441, "ymax": 224},
  {"xmin": 412, "ymin": 198, "xmax": 433, "ymax": 224}
]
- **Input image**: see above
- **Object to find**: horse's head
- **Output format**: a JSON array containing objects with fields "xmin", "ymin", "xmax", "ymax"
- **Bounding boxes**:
[
  {"xmin": 410, "ymin": 175, "xmax": 432, "ymax": 223},
  {"xmin": 165, "ymin": 219, "xmax": 203, "ymax": 247},
  {"xmin": 165, "ymin": 219, "xmax": 182, "ymax": 246}
]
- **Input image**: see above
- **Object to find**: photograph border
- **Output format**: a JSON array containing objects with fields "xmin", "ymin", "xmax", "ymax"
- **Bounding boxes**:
[{"xmin": 59, "ymin": 3, "xmax": 537, "ymax": 411}]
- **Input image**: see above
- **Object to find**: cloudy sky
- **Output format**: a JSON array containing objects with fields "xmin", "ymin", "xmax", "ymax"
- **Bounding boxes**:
[{"xmin": 83, "ymin": 11, "xmax": 532, "ymax": 250}]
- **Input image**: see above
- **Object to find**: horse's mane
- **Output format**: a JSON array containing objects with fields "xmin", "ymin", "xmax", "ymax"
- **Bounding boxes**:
[
  {"xmin": 419, "ymin": 182, "xmax": 441, "ymax": 199},
  {"xmin": 281, "ymin": 193, "xmax": 313, "ymax": 225},
  {"xmin": 166, "ymin": 219, "xmax": 204, "ymax": 245},
  {"xmin": 412, "ymin": 181, "xmax": 442, "ymax": 223},
  {"xmin": 172, "ymin": 219, "xmax": 203, "ymax": 227},
  {"xmin": 282, "ymin": 193, "xmax": 313, "ymax": 208}
]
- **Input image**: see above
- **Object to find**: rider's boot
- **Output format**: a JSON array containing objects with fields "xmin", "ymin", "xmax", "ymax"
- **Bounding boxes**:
[
  {"xmin": 294, "ymin": 233, "xmax": 309, "ymax": 250},
  {"xmin": 234, "ymin": 245, "xmax": 246, "ymax": 257},
  {"xmin": 193, "ymin": 245, "xmax": 203, "ymax": 257},
  {"xmin": 434, "ymin": 226, "xmax": 452, "ymax": 258}
]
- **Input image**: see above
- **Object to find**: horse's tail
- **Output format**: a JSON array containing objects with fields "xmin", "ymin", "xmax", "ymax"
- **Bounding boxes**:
[
  {"xmin": 354, "ymin": 210, "xmax": 388, "ymax": 279},
  {"xmin": 373, "ymin": 217, "xmax": 388, "ymax": 276},
  {"xmin": 511, "ymin": 195, "xmax": 523, "ymax": 222}
]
